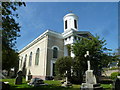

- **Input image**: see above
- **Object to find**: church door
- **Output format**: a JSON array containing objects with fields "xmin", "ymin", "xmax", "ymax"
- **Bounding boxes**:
[{"xmin": 52, "ymin": 63, "xmax": 56, "ymax": 76}]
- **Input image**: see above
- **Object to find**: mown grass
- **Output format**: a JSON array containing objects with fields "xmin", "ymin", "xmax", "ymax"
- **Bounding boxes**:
[
  {"xmin": 1, "ymin": 78, "xmax": 112, "ymax": 90},
  {"xmin": 101, "ymin": 84, "xmax": 113, "ymax": 90},
  {"xmin": 1, "ymin": 78, "xmax": 80, "ymax": 90}
]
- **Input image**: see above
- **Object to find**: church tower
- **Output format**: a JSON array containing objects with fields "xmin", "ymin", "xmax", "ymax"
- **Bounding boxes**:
[
  {"xmin": 63, "ymin": 13, "xmax": 78, "ymax": 32},
  {"xmin": 63, "ymin": 13, "xmax": 79, "ymax": 57}
]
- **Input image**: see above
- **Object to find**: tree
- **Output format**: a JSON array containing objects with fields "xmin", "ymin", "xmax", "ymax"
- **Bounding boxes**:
[
  {"xmin": 72, "ymin": 36, "xmax": 113, "ymax": 81},
  {"xmin": 55, "ymin": 56, "xmax": 73, "ymax": 79},
  {"xmin": 66, "ymin": 44, "xmax": 71, "ymax": 56},
  {"xmin": 2, "ymin": 2, "xmax": 25, "ymax": 73}
]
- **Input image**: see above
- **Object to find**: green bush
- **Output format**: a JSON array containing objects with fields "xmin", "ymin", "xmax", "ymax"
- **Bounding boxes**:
[
  {"xmin": 54, "ymin": 75, "xmax": 64, "ymax": 80},
  {"xmin": 110, "ymin": 72, "xmax": 120, "ymax": 80},
  {"xmin": 109, "ymin": 67, "xmax": 119, "ymax": 70}
]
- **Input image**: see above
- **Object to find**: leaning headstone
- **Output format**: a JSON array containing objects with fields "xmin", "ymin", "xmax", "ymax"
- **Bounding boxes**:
[{"xmin": 15, "ymin": 71, "xmax": 23, "ymax": 85}]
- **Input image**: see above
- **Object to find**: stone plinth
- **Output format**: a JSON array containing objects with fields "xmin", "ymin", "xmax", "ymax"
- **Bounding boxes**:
[
  {"xmin": 81, "ymin": 83, "xmax": 93, "ymax": 89},
  {"xmin": 61, "ymin": 81, "xmax": 72, "ymax": 87},
  {"xmin": 81, "ymin": 70, "xmax": 97, "ymax": 90},
  {"xmin": 86, "ymin": 70, "xmax": 96, "ymax": 84},
  {"xmin": 81, "ymin": 52, "xmax": 103, "ymax": 90}
]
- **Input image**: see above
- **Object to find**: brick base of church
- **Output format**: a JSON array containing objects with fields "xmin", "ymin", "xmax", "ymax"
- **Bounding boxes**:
[{"xmin": 32, "ymin": 75, "xmax": 46, "ymax": 80}]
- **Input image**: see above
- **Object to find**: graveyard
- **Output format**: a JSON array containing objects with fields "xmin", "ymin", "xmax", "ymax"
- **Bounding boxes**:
[
  {"xmin": 1, "ymin": 51, "xmax": 120, "ymax": 90},
  {"xmin": 1, "ymin": 78, "xmax": 112, "ymax": 90},
  {"xmin": 2, "ymin": 2, "xmax": 120, "ymax": 90}
]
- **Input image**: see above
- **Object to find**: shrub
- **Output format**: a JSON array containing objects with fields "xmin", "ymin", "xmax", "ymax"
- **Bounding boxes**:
[
  {"xmin": 110, "ymin": 72, "xmax": 120, "ymax": 80},
  {"xmin": 69, "ymin": 76, "xmax": 82, "ymax": 84},
  {"xmin": 54, "ymin": 75, "xmax": 63, "ymax": 80},
  {"xmin": 45, "ymin": 76, "xmax": 54, "ymax": 80},
  {"xmin": 100, "ymin": 79, "xmax": 113, "ymax": 84},
  {"xmin": 109, "ymin": 67, "xmax": 119, "ymax": 70}
]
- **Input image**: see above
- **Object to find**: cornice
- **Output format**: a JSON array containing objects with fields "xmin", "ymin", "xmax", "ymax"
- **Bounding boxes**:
[{"xmin": 19, "ymin": 30, "xmax": 63, "ymax": 54}]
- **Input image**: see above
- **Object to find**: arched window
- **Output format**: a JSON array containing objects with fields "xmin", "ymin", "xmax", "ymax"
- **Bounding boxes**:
[
  {"xmin": 65, "ymin": 20, "xmax": 67, "ymax": 29},
  {"xmin": 23, "ymin": 54, "xmax": 27, "ymax": 68},
  {"xmin": 23, "ymin": 54, "xmax": 27, "ymax": 76},
  {"xmin": 74, "ymin": 19, "xmax": 77, "ymax": 29},
  {"xmin": 29, "ymin": 52, "xmax": 32, "ymax": 66},
  {"xmin": 35, "ymin": 48, "xmax": 40, "ymax": 65},
  {"xmin": 24, "ymin": 55, "xmax": 27, "ymax": 66},
  {"xmin": 20, "ymin": 57, "xmax": 23, "ymax": 67},
  {"xmin": 53, "ymin": 47, "xmax": 58, "ymax": 58}
]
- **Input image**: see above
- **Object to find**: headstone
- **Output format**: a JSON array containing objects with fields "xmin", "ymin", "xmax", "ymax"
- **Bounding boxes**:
[
  {"xmin": 115, "ymin": 76, "xmax": 120, "ymax": 90},
  {"xmin": 15, "ymin": 71, "xmax": 22, "ymax": 85},
  {"xmin": 28, "ymin": 78, "xmax": 48, "ymax": 87},
  {"xmin": 81, "ymin": 51, "xmax": 103, "ymax": 90},
  {"xmin": 86, "ymin": 61, "xmax": 96, "ymax": 84},
  {"xmin": 81, "ymin": 61, "xmax": 97, "ymax": 89},
  {"xmin": 61, "ymin": 70, "xmax": 72, "ymax": 87},
  {"xmin": 2, "ymin": 82, "xmax": 10, "ymax": 90}
]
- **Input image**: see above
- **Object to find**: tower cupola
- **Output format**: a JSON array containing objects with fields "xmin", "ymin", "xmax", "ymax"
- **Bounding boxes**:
[{"xmin": 63, "ymin": 13, "xmax": 78, "ymax": 32}]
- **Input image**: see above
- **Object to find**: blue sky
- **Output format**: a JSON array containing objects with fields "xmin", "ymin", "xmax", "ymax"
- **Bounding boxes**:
[{"xmin": 16, "ymin": 2, "xmax": 118, "ymax": 52}]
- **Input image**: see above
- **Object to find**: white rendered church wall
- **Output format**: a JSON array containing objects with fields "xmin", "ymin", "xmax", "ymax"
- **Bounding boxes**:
[
  {"xmin": 64, "ymin": 36, "xmax": 74, "ymax": 45},
  {"xmin": 19, "ymin": 36, "xmax": 48, "ymax": 77},
  {"xmin": 64, "ymin": 46, "xmax": 68, "ymax": 56}
]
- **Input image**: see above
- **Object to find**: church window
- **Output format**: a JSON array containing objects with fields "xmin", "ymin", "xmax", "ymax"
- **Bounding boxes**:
[
  {"xmin": 35, "ymin": 48, "xmax": 40, "ymax": 65},
  {"xmin": 65, "ymin": 20, "xmax": 67, "ymax": 29},
  {"xmin": 29, "ymin": 52, "xmax": 32, "ymax": 66},
  {"xmin": 23, "ymin": 55, "xmax": 27, "ymax": 68},
  {"xmin": 69, "ymin": 36, "xmax": 71, "ymax": 40},
  {"xmin": 53, "ymin": 47, "xmax": 58, "ymax": 58},
  {"xmin": 53, "ymin": 63, "xmax": 56, "ymax": 76},
  {"xmin": 20, "ymin": 57, "xmax": 23, "ymax": 67},
  {"xmin": 74, "ymin": 20, "xmax": 77, "ymax": 29},
  {"xmin": 74, "ymin": 36, "xmax": 77, "ymax": 40},
  {"xmin": 23, "ymin": 55, "xmax": 27, "ymax": 76}
]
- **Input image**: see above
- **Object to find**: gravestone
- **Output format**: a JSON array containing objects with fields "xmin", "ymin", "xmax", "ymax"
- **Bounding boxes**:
[
  {"xmin": 114, "ymin": 76, "xmax": 120, "ymax": 90},
  {"xmin": 61, "ymin": 71, "xmax": 72, "ymax": 87},
  {"xmin": 81, "ymin": 51, "xmax": 103, "ymax": 90},
  {"xmin": 81, "ymin": 61, "xmax": 97, "ymax": 89},
  {"xmin": 28, "ymin": 78, "xmax": 48, "ymax": 87},
  {"xmin": 15, "ymin": 71, "xmax": 23, "ymax": 85},
  {"xmin": 86, "ymin": 61, "xmax": 97, "ymax": 85}
]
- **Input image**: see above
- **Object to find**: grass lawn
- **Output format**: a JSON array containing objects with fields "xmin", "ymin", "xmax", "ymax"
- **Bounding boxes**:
[
  {"xmin": 1, "ymin": 79, "xmax": 80, "ymax": 90},
  {"xmin": 1, "ymin": 79, "xmax": 113, "ymax": 90},
  {"xmin": 101, "ymin": 84, "xmax": 113, "ymax": 90}
]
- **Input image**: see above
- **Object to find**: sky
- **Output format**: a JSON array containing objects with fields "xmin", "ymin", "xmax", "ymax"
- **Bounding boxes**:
[{"xmin": 16, "ymin": 2, "xmax": 118, "ymax": 53}]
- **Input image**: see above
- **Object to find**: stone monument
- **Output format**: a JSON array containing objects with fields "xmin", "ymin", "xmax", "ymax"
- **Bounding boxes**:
[
  {"xmin": 15, "ymin": 71, "xmax": 23, "ymax": 85},
  {"xmin": 81, "ymin": 51, "xmax": 102, "ymax": 90},
  {"xmin": 61, "ymin": 70, "xmax": 72, "ymax": 87},
  {"xmin": 114, "ymin": 76, "xmax": 120, "ymax": 90}
]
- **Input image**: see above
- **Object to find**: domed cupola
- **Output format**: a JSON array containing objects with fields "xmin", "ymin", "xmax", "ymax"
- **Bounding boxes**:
[{"xmin": 63, "ymin": 13, "xmax": 78, "ymax": 32}]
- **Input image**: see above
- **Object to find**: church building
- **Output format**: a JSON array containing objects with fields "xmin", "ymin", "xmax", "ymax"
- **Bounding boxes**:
[{"xmin": 19, "ymin": 13, "xmax": 93, "ymax": 81}]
